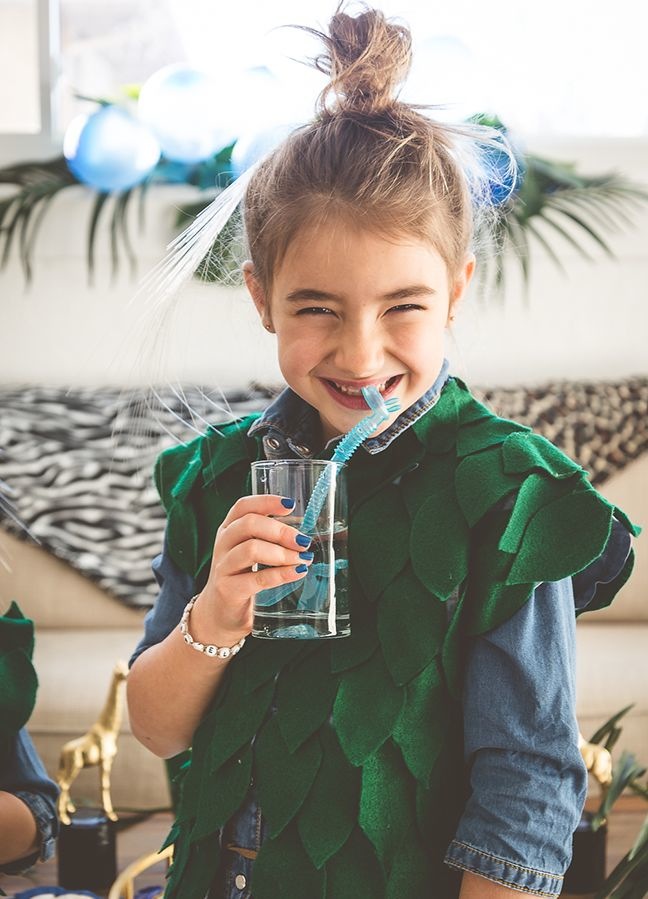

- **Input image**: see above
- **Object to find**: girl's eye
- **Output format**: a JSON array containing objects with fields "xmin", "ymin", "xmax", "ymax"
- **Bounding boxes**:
[
  {"xmin": 387, "ymin": 304, "xmax": 423, "ymax": 313},
  {"xmin": 296, "ymin": 306, "xmax": 334, "ymax": 316}
]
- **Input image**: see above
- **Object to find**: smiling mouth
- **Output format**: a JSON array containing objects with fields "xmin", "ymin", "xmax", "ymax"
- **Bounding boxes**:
[{"xmin": 324, "ymin": 375, "xmax": 402, "ymax": 396}]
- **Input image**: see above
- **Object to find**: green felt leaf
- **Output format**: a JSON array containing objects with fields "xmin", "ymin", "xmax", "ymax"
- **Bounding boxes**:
[
  {"xmin": 297, "ymin": 725, "xmax": 360, "ymax": 869},
  {"xmin": 507, "ymin": 485, "xmax": 613, "ymax": 584},
  {"xmin": 410, "ymin": 484, "xmax": 469, "ymax": 601},
  {"xmin": 359, "ymin": 740, "xmax": 415, "ymax": 874},
  {"xmin": 241, "ymin": 639, "xmax": 307, "ymax": 696},
  {"xmin": 166, "ymin": 500, "xmax": 200, "ymax": 574},
  {"xmin": 251, "ymin": 820, "xmax": 327, "ymax": 899},
  {"xmin": 498, "ymin": 473, "xmax": 577, "ymax": 554},
  {"xmin": 0, "ymin": 649, "xmax": 37, "ymax": 735},
  {"xmin": 377, "ymin": 565, "xmax": 445, "ymax": 686},
  {"xmin": 455, "ymin": 449, "xmax": 519, "ymax": 528},
  {"xmin": 333, "ymin": 649, "xmax": 404, "ymax": 766},
  {"xmin": 163, "ymin": 824, "xmax": 192, "ymax": 899},
  {"xmin": 399, "ymin": 452, "xmax": 455, "ymax": 523},
  {"xmin": 386, "ymin": 824, "xmax": 431, "ymax": 899},
  {"xmin": 440, "ymin": 594, "xmax": 465, "ymax": 699},
  {"xmin": 415, "ymin": 728, "xmax": 465, "ymax": 847},
  {"xmin": 392, "ymin": 658, "xmax": 445, "ymax": 785},
  {"xmin": 330, "ymin": 574, "xmax": 379, "ymax": 673},
  {"xmin": 208, "ymin": 676, "xmax": 275, "ymax": 774},
  {"xmin": 502, "ymin": 430, "xmax": 583, "ymax": 478},
  {"xmin": 613, "ymin": 505, "xmax": 642, "ymax": 538},
  {"xmin": 411, "ymin": 380, "xmax": 459, "ymax": 454},
  {"xmin": 455, "ymin": 416, "xmax": 529, "ymax": 458},
  {"xmin": 182, "ymin": 835, "xmax": 222, "ymax": 899},
  {"xmin": 0, "ymin": 601, "xmax": 34, "ymax": 655},
  {"xmin": 254, "ymin": 716, "xmax": 322, "ymax": 838},
  {"xmin": 325, "ymin": 826, "xmax": 384, "ymax": 898},
  {"xmin": 275, "ymin": 648, "xmax": 340, "ymax": 752},
  {"xmin": 191, "ymin": 742, "xmax": 252, "ymax": 841},
  {"xmin": 349, "ymin": 484, "xmax": 410, "ymax": 601}
]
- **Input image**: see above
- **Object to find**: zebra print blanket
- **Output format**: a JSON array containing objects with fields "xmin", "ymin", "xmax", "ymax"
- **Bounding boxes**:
[{"xmin": 1, "ymin": 378, "xmax": 646, "ymax": 609}]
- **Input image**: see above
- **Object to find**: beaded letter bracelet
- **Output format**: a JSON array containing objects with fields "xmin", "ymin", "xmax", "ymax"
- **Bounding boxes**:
[{"xmin": 179, "ymin": 595, "xmax": 246, "ymax": 660}]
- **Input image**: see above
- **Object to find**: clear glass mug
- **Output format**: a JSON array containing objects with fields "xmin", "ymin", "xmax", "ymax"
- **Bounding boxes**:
[{"xmin": 250, "ymin": 459, "xmax": 350, "ymax": 639}]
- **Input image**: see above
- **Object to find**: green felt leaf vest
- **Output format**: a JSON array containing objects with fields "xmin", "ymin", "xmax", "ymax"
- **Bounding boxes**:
[{"xmin": 154, "ymin": 377, "xmax": 640, "ymax": 899}]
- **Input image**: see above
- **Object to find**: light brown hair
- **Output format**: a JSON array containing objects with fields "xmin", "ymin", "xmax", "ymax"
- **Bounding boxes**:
[{"xmin": 243, "ymin": 2, "xmax": 508, "ymax": 296}]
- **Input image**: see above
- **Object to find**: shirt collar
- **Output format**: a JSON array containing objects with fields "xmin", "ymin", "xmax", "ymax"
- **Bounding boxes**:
[{"xmin": 248, "ymin": 358, "xmax": 451, "ymax": 457}]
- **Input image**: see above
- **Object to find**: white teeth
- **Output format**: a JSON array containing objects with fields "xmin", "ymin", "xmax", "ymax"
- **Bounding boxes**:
[{"xmin": 333, "ymin": 380, "xmax": 388, "ymax": 395}]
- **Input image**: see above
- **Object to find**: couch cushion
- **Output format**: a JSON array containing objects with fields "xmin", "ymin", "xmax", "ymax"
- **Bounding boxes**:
[
  {"xmin": 0, "ymin": 531, "xmax": 146, "ymax": 629},
  {"xmin": 586, "ymin": 454, "xmax": 647, "ymax": 622}
]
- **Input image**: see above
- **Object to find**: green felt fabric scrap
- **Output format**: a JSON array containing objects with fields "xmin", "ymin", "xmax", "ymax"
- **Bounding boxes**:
[
  {"xmin": 455, "ymin": 416, "xmax": 529, "ymax": 458},
  {"xmin": 455, "ymin": 449, "xmax": 519, "ymax": 528},
  {"xmin": 410, "ymin": 484, "xmax": 469, "ymax": 601},
  {"xmin": 333, "ymin": 649, "xmax": 404, "ymax": 766},
  {"xmin": 0, "ymin": 601, "xmax": 34, "ymax": 655},
  {"xmin": 498, "ymin": 472, "xmax": 578, "ymax": 554},
  {"xmin": 254, "ymin": 716, "xmax": 322, "ymax": 838},
  {"xmin": 358, "ymin": 740, "xmax": 415, "ymax": 875},
  {"xmin": 324, "ymin": 826, "xmax": 385, "ymax": 898},
  {"xmin": 392, "ymin": 658, "xmax": 444, "ymax": 785},
  {"xmin": 502, "ymin": 431, "xmax": 583, "ymax": 478},
  {"xmin": 208, "ymin": 676, "xmax": 275, "ymax": 774},
  {"xmin": 200, "ymin": 415, "xmax": 260, "ymax": 487},
  {"xmin": 191, "ymin": 742, "xmax": 252, "ymax": 841},
  {"xmin": 0, "ymin": 650, "xmax": 38, "ymax": 736},
  {"xmin": 385, "ymin": 824, "xmax": 431, "ymax": 899},
  {"xmin": 163, "ymin": 823, "xmax": 192, "ymax": 899},
  {"xmin": 0, "ymin": 602, "xmax": 37, "ymax": 740},
  {"xmin": 506, "ymin": 484, "xmax": 613, "ymax": 585},
  {"xmin": 349, "ymin": 484, "xmax": 410, "ymax": 601},
  {"xmin": 297, "ymin": 725, "xmax": 360, "ymax": 869},
  {"xmin": 275, "ymin": 648, "xmax": 340, "ymax": 752},
  {"xmin": 613, "ymin": 506, "xmax": 642, "ymax": 538},
  {"xmin": 181, "ymin": 836, "xmax": 221, "ymax": 899},
  {"xmin": 377, "ymin": 566, "xmax": 445, "ymax": 686},
  {"xmin": 251, "ymin": 820, "xmax": 327, "ymax": 899}
]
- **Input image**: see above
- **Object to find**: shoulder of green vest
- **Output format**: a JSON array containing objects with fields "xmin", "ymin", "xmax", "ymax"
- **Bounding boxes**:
[{"xmin": 153, "ymin": 413, "xmax": 262, "ymax": 513}]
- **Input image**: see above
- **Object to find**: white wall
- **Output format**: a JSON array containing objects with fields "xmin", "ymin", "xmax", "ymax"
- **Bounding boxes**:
[{"xmin": 1, "ymin": 137, "xmax": 647, "ymax": 389}]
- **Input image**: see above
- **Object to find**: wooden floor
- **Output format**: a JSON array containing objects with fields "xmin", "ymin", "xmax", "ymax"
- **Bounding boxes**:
[{"xmin": 1, "ymin": 797, "xmax": 645, "ymax": 897}]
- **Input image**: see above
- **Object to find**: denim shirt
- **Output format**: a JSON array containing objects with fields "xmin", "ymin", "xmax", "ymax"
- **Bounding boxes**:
[
  {"xmin": 0, "ymin": 728, "xmax": 59, "ymax": 874},
  {"xmin": 131, "ymin": 360, "xmax": 632, "ymax": 898}
]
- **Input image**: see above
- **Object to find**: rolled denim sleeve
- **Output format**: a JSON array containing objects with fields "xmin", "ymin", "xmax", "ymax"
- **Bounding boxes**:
[
  {"xmin": 129, "ymin": 534, "xmax": 196, "ymax": 668},
  {"xmin": 0, "ymin": 728, "xmax": 59, "ymax": 873},
  {"xmin": 444, "ymin": 578, "xmax": 587, "ymax": 897}
]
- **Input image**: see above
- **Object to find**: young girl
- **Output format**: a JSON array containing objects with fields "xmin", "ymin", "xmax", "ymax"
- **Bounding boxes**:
[{"xmin": 127, "ymin": 5, "xmax": 640, "ymax": 898}]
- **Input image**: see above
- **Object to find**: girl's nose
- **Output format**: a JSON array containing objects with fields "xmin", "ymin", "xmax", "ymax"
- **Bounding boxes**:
[{"xmin": 332, "ymin": 324, "xmax": 384, "ymax": 377}]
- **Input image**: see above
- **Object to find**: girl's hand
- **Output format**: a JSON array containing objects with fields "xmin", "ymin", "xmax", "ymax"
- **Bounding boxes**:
[{"xmin": 191, "ymin": 495, "xmax": 313, "ymax": 644}]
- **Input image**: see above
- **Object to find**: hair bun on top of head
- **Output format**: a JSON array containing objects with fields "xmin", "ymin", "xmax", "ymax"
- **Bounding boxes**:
[{"xmin": 305, "ymin": 3, "xmax": 412, "ymax": 116}]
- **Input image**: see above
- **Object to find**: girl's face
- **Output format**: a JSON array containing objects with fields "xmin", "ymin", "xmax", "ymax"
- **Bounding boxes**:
[{"xmin": 244, "ymin": 219, "xmax": 475, "ymax": 444}]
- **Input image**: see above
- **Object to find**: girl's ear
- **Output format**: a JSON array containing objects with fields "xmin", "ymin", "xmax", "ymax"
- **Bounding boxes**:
[
  {"xmin": 242, "ymin": 260, "xmax": 274, "ymax": 332},
  {"xmin": 448, "ymin": 252, "xmax": 476, "ymax": 323}
]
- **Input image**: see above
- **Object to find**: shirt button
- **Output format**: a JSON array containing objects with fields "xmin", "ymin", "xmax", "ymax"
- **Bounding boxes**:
[{"xmin": 235, "ymin": 873, "xmax": 247, "ymax": 890}]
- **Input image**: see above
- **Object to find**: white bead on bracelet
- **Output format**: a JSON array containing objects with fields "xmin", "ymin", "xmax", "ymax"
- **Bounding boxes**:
[{"xmin": 179, "ymin": 595, "xmax": 246, "ymax": 660}]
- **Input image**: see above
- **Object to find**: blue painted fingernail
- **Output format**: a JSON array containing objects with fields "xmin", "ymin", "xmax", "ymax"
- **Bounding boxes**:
[
  {"xmin": 296, "ymin": 534, "xmax": 311, "ymax": 547},
  {"xmin": 281, "ymin": 497, "xmax": 296, "ymax": 509},
  {"xmin": 295, "ymin": 564, "xmax": 308, "ymax": 573},
  {"xmin": 299, "ymin": 551, "xmax": 314, "ymax": 561}
]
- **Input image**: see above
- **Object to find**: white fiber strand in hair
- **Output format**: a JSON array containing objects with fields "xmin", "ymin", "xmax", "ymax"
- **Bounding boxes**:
[{"xmin": 133, "ymin": 160, "xmax": 262, "ymax": 316}]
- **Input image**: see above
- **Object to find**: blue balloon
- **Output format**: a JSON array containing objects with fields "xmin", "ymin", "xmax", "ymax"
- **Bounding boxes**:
[
  {"xmin": 139, "ymin": 65, "xmax": 235, "ymax": 164},
  {"xmin": 482, "ymin": 132, "xmax": 526, "ymax": 206},
  {"xmin": 230, "ymin": 122, "xmax": 298, "ymax": 179},
  {"xmin": 64, "ymin": 105, "xmax": 160, "ymax": 192}
]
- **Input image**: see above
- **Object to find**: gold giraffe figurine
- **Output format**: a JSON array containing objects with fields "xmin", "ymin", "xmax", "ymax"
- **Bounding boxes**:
[{"xmin": 56, "ymin": 660, "xmax": 129, "ymax": 826}]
